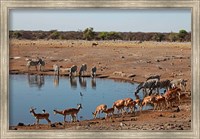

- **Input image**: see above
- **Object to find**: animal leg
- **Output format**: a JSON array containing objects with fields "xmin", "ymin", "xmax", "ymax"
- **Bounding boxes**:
[
  {"xmin": 36, "ymin": 119, "xmax": 39, "ymax": 125},
  {"xmin": 64, "ymin": 115, "xmax": 66, "ymax": 122}
]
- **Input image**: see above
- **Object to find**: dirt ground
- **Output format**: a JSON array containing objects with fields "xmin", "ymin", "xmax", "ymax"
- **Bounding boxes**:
[{"xmin": 9, "ymin": 39, "xmax": 191, "ymax": 130}]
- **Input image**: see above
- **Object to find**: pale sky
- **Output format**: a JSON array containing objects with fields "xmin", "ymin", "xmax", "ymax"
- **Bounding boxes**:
[{"xmin": 9, "ymin": 9, "xmax": 191, "ymax": 33}]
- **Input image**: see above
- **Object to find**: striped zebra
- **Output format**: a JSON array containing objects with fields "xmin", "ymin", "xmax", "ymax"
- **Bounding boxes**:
[
  {"xmin": 27, "ymin": 58, "xmax": 40, "ymax": 71},
  {"xmin": 79, "ymin": 64, "xmax": 87, "ymax": 76},
  {"xmin": 26, "ymin": 58, "xmax": 45, "ymax": 71},
  {"xmin": 156, "ymin": 79, "xmax": 171, "ymax": 90},
  {"xmin": 135, "ymin": 80, "xmax": 158, "ymax": 97},
  {"xmin": 91, "ymin": 66, "xmax": 97, "ymax": 77},
  {"xmin": 146, "ymin": 75, "xmax": 160, "ymax": 81},
  {"xmin": 38, "ymin": 58, "xmax": 45, "ymax": 71},
  {"xmin": 69, "ymin": 65, "xmax": 77, "ymax": 77}
]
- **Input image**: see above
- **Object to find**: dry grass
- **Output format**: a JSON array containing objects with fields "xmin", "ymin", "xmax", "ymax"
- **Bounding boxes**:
[{"xmin": 10, "ymin": 39, "xmax": 191, "ymax": 48}]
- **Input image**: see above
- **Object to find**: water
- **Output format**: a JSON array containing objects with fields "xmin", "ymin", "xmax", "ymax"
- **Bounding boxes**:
[{"xmin": 9, "ymin": 74, "xmax": 145, "ymax": 126}]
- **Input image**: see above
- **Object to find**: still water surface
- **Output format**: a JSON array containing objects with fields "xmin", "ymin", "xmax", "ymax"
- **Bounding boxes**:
[{"xmin": 9, "ymin": 74, "xmax": 144, "ymax": 126}]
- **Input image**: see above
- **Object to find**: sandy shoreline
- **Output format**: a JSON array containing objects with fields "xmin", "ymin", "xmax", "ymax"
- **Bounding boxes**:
[{"xmin": 9, "ymin": 39, "xmax": 192, "ymax": 130}]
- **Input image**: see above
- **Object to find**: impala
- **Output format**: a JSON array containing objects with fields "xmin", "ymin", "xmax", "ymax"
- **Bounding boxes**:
[
  {"xmin": 92, "ymin": 104, "xmax": 107, "ymax": 119},
  {"xmin": 29, "ymin": 107, "xmax": 51, "ymax": 125},
  {"xmin": 102, "ymin": 107, "xmax": 114, "ymax": 118},
  {"xmin": 54, "ymin": 104, "xmax": 82, "ymax": 122}
]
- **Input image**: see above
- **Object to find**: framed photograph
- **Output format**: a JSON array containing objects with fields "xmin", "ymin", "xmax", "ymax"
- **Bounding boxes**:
[{"xmin": 1, "ymin": 0, "xmax": 199, "ymax": 138}]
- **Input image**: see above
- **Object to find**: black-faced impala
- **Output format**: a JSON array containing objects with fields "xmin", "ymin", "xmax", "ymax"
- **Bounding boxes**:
[
  {"xmin": 29, "ymin": 107, "xmax": 51, "ymax": 125},
  {"xmin": 54, "ymin": 104, "xmax": 82, "ymax": 122},
  {"xmin": 92, "ymin": 104, "xmax": 107, "ymax": 119}
]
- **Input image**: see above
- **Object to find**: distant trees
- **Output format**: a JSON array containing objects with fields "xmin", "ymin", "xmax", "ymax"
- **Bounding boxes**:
[
  {"xmin": 178, "ymin": 29, "xmax": 188, "ymax": 42},
  {"xmin": 98, "ymin": 31, "xmax": 121, "ymax": 41},
  {"xmin": 98, "ymin": 32, "xmax": 107, "ymax": 40},
  {"xmin": 48, "ymin": 30, "xmax": 60, "ymax": 40},
  {"xmin": 153, "ymin": 33, "xmax": 165, "ymax": 42},
  {"xmin": 9, "ymin": 28, "xmax": 191, "ymax": 42},
  {"xmin": 83, "ymin": 27, "xmax": 95, "ymax": 40},
  {"xmin": 169, "ymin": 32, "xmax": 178, "ymax": 42},
  {"xmin": 12, "ymin": 31, "xmax": 22, "ymax": 39}
]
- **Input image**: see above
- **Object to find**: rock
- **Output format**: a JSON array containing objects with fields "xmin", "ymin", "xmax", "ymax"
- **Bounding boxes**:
[
  {"xmin": 121, "ymin": 56, "xmax": 125, "ymax": 58},
  {"xmin": 158, "ymin": 66, "xmax": 162, "ymax": 69},
  {"xmin": 174, "ymin": 106, "xmax": 180, "ymax": 112},
  {"xmin": 131, "ymin": 118, "xmax": 137, "ymax": 121},
  {"xmin": 58, "ymin": 122, "xmax": 63, "ymax": 125},
  {"xmin": 51, "ymin": 124, "xmax": 56, "ymax": 127},
  {"xmin": 170, "ymin": 114, "xmax": 176, "ymax": 118},
  {"xmin": 128, "ymin": 74, "xmax": 136, "ymax": 78},
  {"xmin": 146, "ymin": 61, "xmax": 151, "ymax": 63},
  {"xmin": 113, "ymin": 71, "xmax": 126, "ymax": 77},
  {"xmin": 17, "ymin": 122, "xmax": 25, "ymax": 126},
  {"xmin": 167, "ymin": 126, "xmax": 171, "ymax": 129}
]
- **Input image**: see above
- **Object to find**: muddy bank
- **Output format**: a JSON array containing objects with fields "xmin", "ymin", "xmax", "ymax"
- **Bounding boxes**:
[{"xmin": 10, "ymin": 96, "xmax": 191, "ymax": 130}]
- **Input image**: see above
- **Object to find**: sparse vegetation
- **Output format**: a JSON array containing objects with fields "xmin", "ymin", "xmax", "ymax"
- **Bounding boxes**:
[
  {"xmin": 83, "ymin": 27, "xmax": 95, "ymax": 41},
  {"xmin": 178, "ymin": 29, "xmax": 188, "ymax": 42},
  {"xmin": 153, "ymin": 33, "xmax": 165, "ymax": 42},
  {"xmin": 169, "ymin": 32, "xmax": 179, "ymax": 42},
  {"xmin": 9, "ymin": 28, "xmax": 191, "ymax": 42}
]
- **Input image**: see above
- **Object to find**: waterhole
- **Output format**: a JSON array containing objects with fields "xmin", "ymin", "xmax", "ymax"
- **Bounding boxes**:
[{"xmin": 9, "ymin": 74, "xmax": 151, "ymax": 126}]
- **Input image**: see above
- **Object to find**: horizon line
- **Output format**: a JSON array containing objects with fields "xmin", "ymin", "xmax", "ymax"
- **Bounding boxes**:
[{"xmin": 9, "ymin": 29, "xmax": 191, "ymax": 33}]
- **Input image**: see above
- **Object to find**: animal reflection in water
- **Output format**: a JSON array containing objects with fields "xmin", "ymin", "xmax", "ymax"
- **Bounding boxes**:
[
  {"xmin": 79, "ymin": 77, "xmax": 87, "ymax": 89},
  {"xmin": 91, "ymin": 78, "xmax": 96, "ymax": 89},
  {"xmin": 27, "ymin": 74, "xmax": 45, "ymax": 89},
  {"xmin": 53, "ymin": 76, "xmax": 59, "ymax": 87},
  {"xmin": 70, "ymin": 77, "xmax": 77, "ymax": 89},
  {"xmin": 27, "ymin": 74, "xmax": 97, "ymax": 89},
  {"xmin": 69, "ymin": 77, "xmax": 97, "ymax": 89}
]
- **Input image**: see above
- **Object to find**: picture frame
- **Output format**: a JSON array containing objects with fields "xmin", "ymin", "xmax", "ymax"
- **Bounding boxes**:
[{"xmin": 1, "ymin": 0, "xmax": 199, "ymax": 138}]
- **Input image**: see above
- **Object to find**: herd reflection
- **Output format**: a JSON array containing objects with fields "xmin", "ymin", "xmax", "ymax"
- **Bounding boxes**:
[
  {"xmin": 27, "ymin": 74, "xmax": 45, "ymax": 89},
  {"xmin": 27, "ymin": 74, "xmax": 96, "ymax": 89}
]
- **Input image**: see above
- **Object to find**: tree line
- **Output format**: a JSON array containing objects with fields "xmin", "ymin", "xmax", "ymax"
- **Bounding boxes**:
[{"xmin": 9, "ymin": 28, "xmax": 191, "ymax": 42}]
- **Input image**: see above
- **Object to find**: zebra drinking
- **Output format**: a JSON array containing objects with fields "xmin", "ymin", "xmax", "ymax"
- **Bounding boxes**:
[
  {"xmin": 79, "ymin": 64, "xmax": 87, "ymax": 77},
  {"xmin": 69, "ymin": 65, "xmax": 78, "ymax": 77},
  {"xmin": 91, "ymin": 66, "xmax": 97, "ymax": 77}
]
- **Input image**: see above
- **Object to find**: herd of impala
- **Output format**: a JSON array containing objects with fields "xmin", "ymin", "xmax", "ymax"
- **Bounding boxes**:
[{"xmin": 29, "ymin": 73, "xmax": 188, "ymax": 127}]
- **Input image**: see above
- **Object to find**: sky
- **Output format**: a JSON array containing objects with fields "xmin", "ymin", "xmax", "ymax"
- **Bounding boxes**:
[{"xmin": 9, "ymin": 9, "xmax": 191, "ymax": 33}]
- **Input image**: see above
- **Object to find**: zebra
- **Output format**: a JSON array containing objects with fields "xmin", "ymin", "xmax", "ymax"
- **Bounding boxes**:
[
  {"xmin": 170, "ymin": 79, "xmax": 187, "ymax": 92},
  {"xmin": 69, "ymin": 65, "xmax": 77, "ymax": 77},
  {"xmin": 26, "ymin": 58, "xmax": 40, "ymax": 71},
  {"xmin": 146, "ymin": 75, "xmax": 160, "ymax": 81},
  {"xmin": 135, "ymin": 80, "xmax": 158, "ymax": 97},
  {"xmin": 38, "ymin": 58, "xmax": 45, "ymax": 71},
  {"xmin": 156, "ymin": 79, "xmax": 171, "ymax": 90},
  {"xmin": 91, "ymin": 66, "xmax": 97, "ymax": 77},
  {"xmin": 79, "ymin": 64, "xmax": 87, "ymax": 76},
  {"xmin": 53, "ymin": 64, "xmax": 60, "ymax": 76}
]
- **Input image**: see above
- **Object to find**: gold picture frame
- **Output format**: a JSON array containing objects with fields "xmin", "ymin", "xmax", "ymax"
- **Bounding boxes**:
[{"xmin": 1, "ymin": 0, "xmax": 199, "ymax": 138}]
